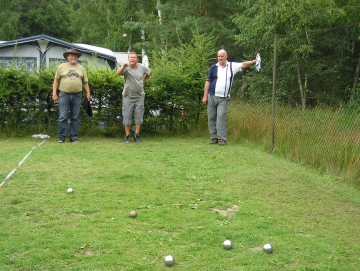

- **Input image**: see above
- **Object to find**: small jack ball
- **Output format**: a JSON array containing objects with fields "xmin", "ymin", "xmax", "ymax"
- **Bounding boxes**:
[
  {"xmin": 67, "ymin": 188, "xmax": 73, "ymax": 194},
  {"xmin": 129, "ymin": 211, "xmax": 137, "ymax": 218},
  {"xmin": 122, "ymin": 33, "xmax": 127, "ymax": 38}
]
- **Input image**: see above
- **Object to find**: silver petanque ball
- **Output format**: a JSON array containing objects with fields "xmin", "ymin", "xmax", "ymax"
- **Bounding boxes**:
[
  {"xmin": 263, "ymin": 243, "xmax": 273, "ymax": 253},
  {"xmin": 164, "ymin": 255, "xmax": 175, "ymax": 266},
  {"xmin": 66, "ymin": 188, "xmax": 73, "ymax": 194},
  {"xmin": 223, "ymin": 240, "xmax": 232, "ymax": 250}
]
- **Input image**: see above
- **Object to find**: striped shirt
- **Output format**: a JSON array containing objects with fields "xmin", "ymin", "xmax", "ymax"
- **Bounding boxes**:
[{"xmin": 206, "ymin": 61, "xmax": 243, "ymax": 98}]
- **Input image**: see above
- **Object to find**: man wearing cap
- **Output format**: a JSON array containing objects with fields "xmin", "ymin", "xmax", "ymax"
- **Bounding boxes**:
[{"xmin": 52, "ymin": 48, "xmax": 91, "ymax": 143}]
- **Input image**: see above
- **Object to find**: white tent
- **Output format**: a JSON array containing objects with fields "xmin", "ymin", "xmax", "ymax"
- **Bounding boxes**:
[
  {"xmin": 0, "ymin": 35, "xmax": 118, "ymax": 71},
  {"xmin": 113, "ymin": 52, "xmax": 129, "ymax": 67}
]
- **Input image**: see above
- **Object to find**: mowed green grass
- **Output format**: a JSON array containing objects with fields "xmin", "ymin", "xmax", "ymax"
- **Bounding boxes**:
[{"xmin": 1, "ymin": 137, "xmax": 360, "ymax": 270}]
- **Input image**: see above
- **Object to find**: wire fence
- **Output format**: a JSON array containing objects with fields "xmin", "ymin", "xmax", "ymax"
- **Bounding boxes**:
[
  {"xmin": 227, "ymin": 102, "xmax": 359, "ymax": 182},
  {"xmin": 227, "ymin": 25, "xmax": 360, "ymax": 184}
]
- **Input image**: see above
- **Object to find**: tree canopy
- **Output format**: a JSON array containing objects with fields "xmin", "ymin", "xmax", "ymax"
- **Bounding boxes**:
[{"xmin": 1, "ymin": 0, "xmax": 359, "ymax": 108}]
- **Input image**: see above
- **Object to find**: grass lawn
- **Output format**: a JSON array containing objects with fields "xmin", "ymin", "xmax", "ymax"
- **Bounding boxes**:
[{"xmin": 1, "ymin": 137, "xmax": 359, "ymax": 270}]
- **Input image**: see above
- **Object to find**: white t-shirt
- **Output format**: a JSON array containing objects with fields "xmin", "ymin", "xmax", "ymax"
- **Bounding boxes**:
[{"xmin": 206, "ymin": 61, "xmax": 243, "ymax": 98}]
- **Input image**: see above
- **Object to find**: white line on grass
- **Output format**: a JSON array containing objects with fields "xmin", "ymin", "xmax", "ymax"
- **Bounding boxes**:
[{"xmin": 0, "ymin": 135, "xmax": 50, "ymax": 188}]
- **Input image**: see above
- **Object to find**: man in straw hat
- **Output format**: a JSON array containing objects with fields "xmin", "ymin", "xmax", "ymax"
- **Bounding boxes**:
[{"xmin": 52, "ymin": 48, "xmax": 91, "ymax": 143}]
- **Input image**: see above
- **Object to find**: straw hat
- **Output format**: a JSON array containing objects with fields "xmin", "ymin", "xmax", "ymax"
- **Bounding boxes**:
[{"xmin": 63, "ymin": 48, "xmax": 82, "ymax": 59}]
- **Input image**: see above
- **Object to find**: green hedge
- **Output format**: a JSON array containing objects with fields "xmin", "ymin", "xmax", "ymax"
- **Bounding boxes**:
[
  {"xmin": 0, "ymin": 33, "xmax": 217, "ymax": 137},
  {"xmin": 0, "ymin": 63, "xmax": 208, "ymax": 137}
]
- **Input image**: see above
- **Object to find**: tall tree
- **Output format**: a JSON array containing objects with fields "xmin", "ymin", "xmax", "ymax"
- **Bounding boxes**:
[
  {"xmin": 147, "ymin": 29, "xmax": 217, "ymax": 130},
  {"xmin": 14, "ymin": 0, "xmax": 75, "ymax": 40},
  {"xmin": 0, "ymin": 0, "xmax": 20, "ymax": 40},
  {"xmin": 67, "ymin": 0, "xmax": 157, "ymax": 51},
  {"xmin": 232, "ymin": 0, "xmax": 360, "ymax": 108},
  {"xmin": 153, "ymin": 0, "xmax": 244, "ymax": 59}
]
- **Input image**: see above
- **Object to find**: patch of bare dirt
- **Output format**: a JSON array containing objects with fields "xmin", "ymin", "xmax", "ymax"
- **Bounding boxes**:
[{"xmin": 211, "ymin": 204, "xmax": 240, "ymax": 217}]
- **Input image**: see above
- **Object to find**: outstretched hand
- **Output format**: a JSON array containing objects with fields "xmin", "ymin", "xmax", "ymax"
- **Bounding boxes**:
[{"xmin": 255, "ymin": 53, "xmax": 261, "ymax": 71}]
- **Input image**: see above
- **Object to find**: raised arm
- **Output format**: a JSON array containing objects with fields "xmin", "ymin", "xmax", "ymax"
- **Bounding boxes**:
[
  {"xmin": 242, "ymin": 53, "xmax": 260, "ymax": 69},
  {"xmin": 116, "ymin": 62, "xmax": 129, "ymax": 75}
]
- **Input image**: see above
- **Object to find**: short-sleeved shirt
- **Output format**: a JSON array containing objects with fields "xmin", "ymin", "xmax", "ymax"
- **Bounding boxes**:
[
  {"xmin": 55, "ymin": 63, "xmax": 88, "ymax": 93},
  {"xmin": 206, "ymin": 61, "xmax": 243, "ymax": 98},
  {"xmin": 122, "ymin": 64, "xmax": 151, "ymax": 98}
]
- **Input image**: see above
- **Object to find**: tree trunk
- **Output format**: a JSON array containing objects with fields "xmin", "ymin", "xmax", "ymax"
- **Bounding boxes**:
[
  {"xmin": 297, "ymin": 65, "xmax": 307, "ymax": 112},
  {"xmin": 352, "ymin": 53, "xmax": 360, "ymax": 92},
  {"xmin": 157, "ymin": 0, "xmax": 162, "ymax": 25},
  {"xmin": 157, "ymin": 0, "xmax": 164, "ymax": 46}
]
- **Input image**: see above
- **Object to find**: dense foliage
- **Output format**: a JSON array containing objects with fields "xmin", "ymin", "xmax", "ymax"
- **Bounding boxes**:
[{"xmin": 0, "ymin": 0, "xmax": 359, "ymax": 117}]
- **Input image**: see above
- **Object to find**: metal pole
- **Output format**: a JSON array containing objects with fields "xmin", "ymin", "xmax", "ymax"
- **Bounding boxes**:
[{"xmin": 270, "ymin": 34, "xmax": 278, "ymax": 152}]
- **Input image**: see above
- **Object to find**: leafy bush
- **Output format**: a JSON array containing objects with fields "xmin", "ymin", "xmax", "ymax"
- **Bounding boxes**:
[{"xmin": 146, "ymin": 30, "xmax": 216, "ymax": 133}]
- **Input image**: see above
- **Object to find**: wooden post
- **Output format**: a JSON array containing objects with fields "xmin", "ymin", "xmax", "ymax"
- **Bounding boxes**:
[{"xmin": 270, "ymin": 34, "xmax": 278, "ymax": 152}]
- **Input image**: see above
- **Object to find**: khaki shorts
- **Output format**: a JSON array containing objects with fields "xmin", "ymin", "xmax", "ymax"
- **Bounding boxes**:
[{"xmin": 122, "ymin": 95, "xmax": 145, "ymax": 125}]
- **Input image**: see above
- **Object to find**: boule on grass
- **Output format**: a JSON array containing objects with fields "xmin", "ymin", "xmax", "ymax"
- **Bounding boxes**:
[
  {"xmin": 129, "ymin": 211, "xmax": 137, "ymax": 218},
  {"xmin": 263, "ymin": 243, "xmax": 273, "ymax": 253},
  {"xmin": 223, "ymin": 240, "xmax": 232, "ymax": 250},
  {"xmin": 164, "ymin": 255, "xmax": 175, "ymax": 266}
]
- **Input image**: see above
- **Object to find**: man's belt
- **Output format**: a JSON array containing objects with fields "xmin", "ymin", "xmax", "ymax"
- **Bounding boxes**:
[{"xmin": 60, "ymin": 90, "xmax": 82, "ymax": 95}]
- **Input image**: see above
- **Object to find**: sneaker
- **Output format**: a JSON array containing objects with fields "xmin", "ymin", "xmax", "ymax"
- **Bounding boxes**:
[
  {"xmin": 118, "ymin": 135, "xmax": 131, "ymax": 144},
  {"xmin": 70, "ymin": 138, "xmax": 79, "ymax": 143},
  {"xmin": 125, "ymin": 134, "xmax": 131, "ymax": 143},
  {"xmin": 134, "ymin": 134, "xmax": 142, "ymax": 143},
  {"xmin": 58, "ymin": 138, "xmax": 65, "ymax": 143},
  {"xmin": 218, "ymin": 139, "xmax": 226, "ymax": 146},
  {"xmin": 210, "ymin": 138, "xmax": 218, "ymax": 144}
]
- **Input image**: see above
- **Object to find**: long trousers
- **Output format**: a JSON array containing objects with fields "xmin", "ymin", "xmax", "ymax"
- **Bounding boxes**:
[{"xmin": 207, "ymin": 94, "xmax": 230, "ymax": 141}]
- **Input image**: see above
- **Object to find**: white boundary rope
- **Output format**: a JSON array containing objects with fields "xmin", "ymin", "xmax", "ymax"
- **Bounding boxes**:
[{"xmin": 0, "ymin": 135, "xmax": 50, "ymax": 188}]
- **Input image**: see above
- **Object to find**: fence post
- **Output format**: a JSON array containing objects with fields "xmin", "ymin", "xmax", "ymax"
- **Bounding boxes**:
[{"xmin": 270, "ymin": 34, "xmax": 278, "ymax": 152}]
